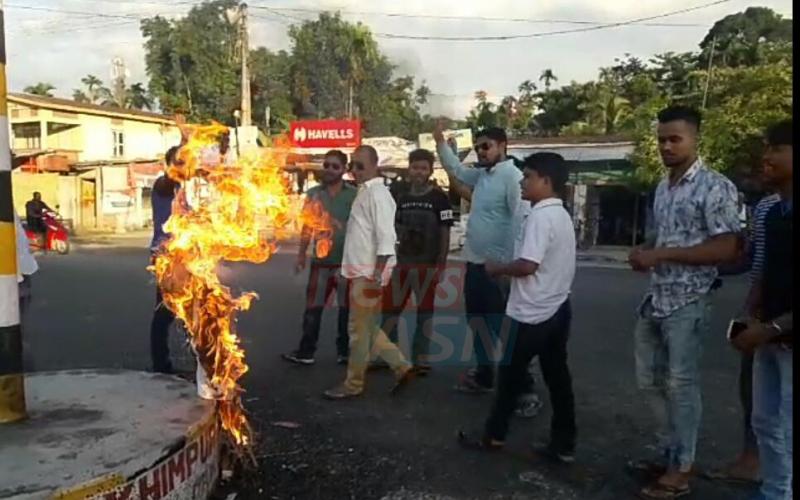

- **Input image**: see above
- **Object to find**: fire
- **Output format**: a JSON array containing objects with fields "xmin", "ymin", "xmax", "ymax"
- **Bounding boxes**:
[{"xmin": 149, "ymin": 122, "xmax": 333, "ymax": 451}]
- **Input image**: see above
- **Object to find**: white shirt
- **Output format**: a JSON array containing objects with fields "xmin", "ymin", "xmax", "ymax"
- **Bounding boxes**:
[
  {"xmin": 14, "ymin": 211, "xmax": 38, "ymax": 282},
  {"xmin": 506, "ymin": 198, "xmax": 575, "ymax": 325},
  {"xmin": 341, "ymin": 177, "xmax": 397, "ymax": 284}
]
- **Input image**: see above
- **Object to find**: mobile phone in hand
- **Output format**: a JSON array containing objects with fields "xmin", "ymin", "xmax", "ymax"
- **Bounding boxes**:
[{"xmin": 727, "ymin": 319, "xmax": 748, "ymax": 341}]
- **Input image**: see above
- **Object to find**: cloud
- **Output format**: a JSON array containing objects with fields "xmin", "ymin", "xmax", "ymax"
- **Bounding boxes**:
[{"xmin": 6, "ymin": 0, "xmax": 793, "ymax": 118}]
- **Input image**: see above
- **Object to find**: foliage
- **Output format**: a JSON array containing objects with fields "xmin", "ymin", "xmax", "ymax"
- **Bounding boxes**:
[
  {"xmin": 700, "ymin": 6, "xmax": 793, "ymax": 67},
  {"xmin": 24, "ymin": 82, "xmax": 56, "ymax": 97}
]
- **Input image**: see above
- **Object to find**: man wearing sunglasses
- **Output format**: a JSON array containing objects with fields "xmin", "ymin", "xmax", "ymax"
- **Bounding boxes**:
[
  {"xmin": 433, "ymin": 121, "xmax": 534, "ymax": 398},
  {"xmin": 283, "ymin": 150, "xmax": 357, "ymax": 366},
  {"xmin": 324, "ymin": 145, "xmax": 414, "ymax": 400}
]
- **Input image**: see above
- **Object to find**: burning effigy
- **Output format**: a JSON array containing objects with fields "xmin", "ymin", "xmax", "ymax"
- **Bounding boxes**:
[{"xmin": 149, "ymin": 122, "xmax": 332, "ymax": 454}]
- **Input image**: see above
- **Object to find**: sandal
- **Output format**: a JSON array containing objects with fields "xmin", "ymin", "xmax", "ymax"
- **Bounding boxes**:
[
  {"xmin": 412, "ymin": 364, "xmax": 432, "ymax": 377},
  {"xmin": 457, "ymin": 430, "xmax": 504, "ymax": 452},
  {"xmin": 637, "ymin": 482, "xmax": 691, "ymax": 499}
]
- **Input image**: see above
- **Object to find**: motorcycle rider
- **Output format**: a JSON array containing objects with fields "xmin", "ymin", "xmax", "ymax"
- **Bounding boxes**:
[{"xmin": 25, "ymin": 192, "xmax": 53, "ymax": 246}]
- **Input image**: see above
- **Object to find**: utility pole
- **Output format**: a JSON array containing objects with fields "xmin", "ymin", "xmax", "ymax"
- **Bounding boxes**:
[
  {"xmin": 701, "ymin": 35, "xmax": 717, "ymax": 110},
  {"xmin": 264, "ymin": 105, "xmax": 270, "ymax": 134},
  {"xmin": 239, "ymin": 3, "xmax": 251, "ymax": 126},
  {"xmin": 0, "ymin": 0, "xmax": 27, "ymax": 423}
]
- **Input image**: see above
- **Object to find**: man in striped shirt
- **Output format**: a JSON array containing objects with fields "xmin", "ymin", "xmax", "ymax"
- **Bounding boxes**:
[{"xmin": 708, "ymin": 192, "xmax": 779, "ymax": 484}]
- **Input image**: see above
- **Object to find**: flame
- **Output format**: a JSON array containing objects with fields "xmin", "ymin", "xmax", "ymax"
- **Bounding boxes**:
[
  {"xmin": 298, "ymin": 197, "xmax": 335, "ymax": 259},
  {"xmin": 149, "ymin": 122, "xmax": 332, "ymax": 451}
]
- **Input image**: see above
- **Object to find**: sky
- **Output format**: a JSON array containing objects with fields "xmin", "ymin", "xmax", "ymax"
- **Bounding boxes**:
[{"xmin": 5, "ymin": 0, "xmax": 793, "ymax": 119}]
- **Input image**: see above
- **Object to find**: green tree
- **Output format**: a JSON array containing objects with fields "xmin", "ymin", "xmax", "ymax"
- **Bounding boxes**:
[
  {"xmin": 530, "ymin": 82, "xmax": 590, "ymax": 136},
  {"xmin": 24, "ymin": 82, "xmax": 56, "ymax": 97},
  {"xmin": 141, "ymin": 0, "xmax": 239, "ymax": 122},
  {"xmin": 700, "ymin": 7, "xmax": 793, "ymax": 67},
  {"xmin": 126, "ymin": 83, "xmax": 153, "ymax": 110},
  {"xmin": 249, "ymin": 47, "xmax": 295, "ymax": 133},
  {"xmin": 77, "ymin": 74, "xmax": 113, "ymax": 105}
]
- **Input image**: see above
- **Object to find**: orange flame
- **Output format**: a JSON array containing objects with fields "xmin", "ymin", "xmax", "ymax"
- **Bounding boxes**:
[
  {"xmin": 149, "ymin": 123, "xmax": 329, "ymax": 451},
  {"xmin": 299, "ymin": 198, "xmax": 335, "ymax": 259}
]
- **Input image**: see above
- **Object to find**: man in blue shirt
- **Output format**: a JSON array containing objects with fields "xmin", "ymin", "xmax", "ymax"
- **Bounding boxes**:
[
  {"xmin": 150, "ymin": 146, "xmax": 181, "ymax": 373},
  {"xmin": 434, "ymin": 122, "xmax": 534, "ymax": 398}
]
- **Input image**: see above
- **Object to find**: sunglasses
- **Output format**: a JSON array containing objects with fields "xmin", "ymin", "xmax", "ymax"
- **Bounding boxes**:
[
  {"xmin": 474, "ymin": 143, "xmax": 492, "ymax": 153},
  {"xmin": 348, "ymin": 161, "xmax": 366, "ymax": 171},
  {"xmin": 322, "ymin": 161, "xmax": 342, "ymax": 170}
]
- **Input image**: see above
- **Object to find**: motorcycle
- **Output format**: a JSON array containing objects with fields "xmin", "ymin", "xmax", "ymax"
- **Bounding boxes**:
[{"xmin": 24, "ymin": 210, "xmax": 70, "ymax": 255}]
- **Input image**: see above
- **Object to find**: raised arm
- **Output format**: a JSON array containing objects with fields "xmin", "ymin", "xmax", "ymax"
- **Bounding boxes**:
[{"xmin": 433, "ymin": 121, "xmax": 480, "ymax": 187}]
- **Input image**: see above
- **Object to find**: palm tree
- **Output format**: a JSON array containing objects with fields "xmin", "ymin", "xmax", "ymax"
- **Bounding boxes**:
[
  {"xmin": 24, "ymin": 82, "xmax": 56, "ymax": 97},
  {"xmin": 580, "ymin": 83, "xmax": 631, "ymax": 135},
  {"xmin": 80, "ymin": 74, "xmax": 112, "ymax": 104},
  {"xmin": 539, "ymin": 69, "xmax": 558, "ymax": 90},
  {"xmin": 126, "ymin": 83, "xmax": 153, "ymax": 110}
]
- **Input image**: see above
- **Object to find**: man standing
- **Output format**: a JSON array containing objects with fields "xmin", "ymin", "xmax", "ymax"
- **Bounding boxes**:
[
  {"xmin": 433, "ymin": 122, "xmax": 535, "ymax": 402},
  {"xmin": 323, "ymin": 145, "xmax": 413, "ymax": 400},
  {"xmin": 628, "ymin": 106, "xmax": 740, "ymax": 499},
  {"xmin": 707, "ymin": 191, "xmax": 780, "ymax": 484},
  {"xmin": 457, "ymin": 153, "xmax": 577, "ymax": 463},
  {"xmin": 732, "ymin": 119, "xmax": 792, "ymax": 500},
  {"xmin": 382, "ymin": 148, "xmax": 453, "ymax": 375},
  {"xmin": 283, "ymin": 150, "xmax": 357, "ymax": 366},
  {"xmin": 150, "ymin": 146, "xmax": 181, "ymax": 373}
]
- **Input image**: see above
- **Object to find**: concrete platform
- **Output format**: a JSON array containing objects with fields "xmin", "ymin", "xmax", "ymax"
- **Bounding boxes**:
[{"xmin": 0, "ymin": 370, "xmax": 220, "ymax": 500}]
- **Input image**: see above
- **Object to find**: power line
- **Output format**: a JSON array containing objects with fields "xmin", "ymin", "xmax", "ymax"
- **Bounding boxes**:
[
  {"xmin": 250, "ymin": 4, "xmax": 707, "ymax": 28},
  {"xmin": 373, "ymin": 0, "xmax": 730, "ymax": 41},
  {"xmin": 255, "ymin": 0, "xmax": 727, "ymax": 42}
]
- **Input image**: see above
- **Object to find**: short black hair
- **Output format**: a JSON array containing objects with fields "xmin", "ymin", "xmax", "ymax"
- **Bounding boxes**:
[
  {"xmin": 523, "ymin": 152, "xmax": 568, "ymax": 195},
  {"xmin": 354, "ymin": 145, "xmax": 379, "ymax": 166},
  {"xmin": 408, "ymin": 148, "xmax": 435, "ymax": 170},
  {"xmin": 324, "ymin": 149, "xmax": 348, "ymax": 166},
  {"xmin": 657, "ymin": 105, "xmax": 702, "ymax": 131},
  {"xmin": 766, "ymin": 119, "xmax": 792, "ymax": 147},
  {"xmin": 475, "ymin": 127, "xmax": 507, "ymax": 144},
  {"xmin": 165, "ymin": 146, "xmax": 180, "ymax": 166}
]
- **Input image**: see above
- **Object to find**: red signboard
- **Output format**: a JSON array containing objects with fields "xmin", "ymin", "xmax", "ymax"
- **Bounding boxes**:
[{"xmin": 289, "ymin": 120, "xmax": 361, "ymax": 149}]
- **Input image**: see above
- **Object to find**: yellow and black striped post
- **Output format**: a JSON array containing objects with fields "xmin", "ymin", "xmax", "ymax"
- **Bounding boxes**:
[{"xmin": 0, "ymin": 0, "xmax": 27, "ymax": 423}]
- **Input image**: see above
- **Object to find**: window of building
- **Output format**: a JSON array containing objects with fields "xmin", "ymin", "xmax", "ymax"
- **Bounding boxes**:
[{"xmin": 112, "ymin": 129, "xmax": 124, "ymax": 158}]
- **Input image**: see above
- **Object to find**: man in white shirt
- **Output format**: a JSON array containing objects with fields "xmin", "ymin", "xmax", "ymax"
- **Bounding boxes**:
[
  {"xmin": 15, "ymin": 210, "xmax": 38, "ymax": 319},
  {"xmin": 323, "ymin": 145, "xmax": 414, "ymax": 400},
  {"xmin": 458, "ymin": 153, "xmax": 577, "ymax": 463}
]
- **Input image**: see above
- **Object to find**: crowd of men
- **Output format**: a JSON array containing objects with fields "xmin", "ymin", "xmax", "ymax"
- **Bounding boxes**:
[{"xmin": 147, "ymin": 106, "xmax": 792, "ymax": 500}]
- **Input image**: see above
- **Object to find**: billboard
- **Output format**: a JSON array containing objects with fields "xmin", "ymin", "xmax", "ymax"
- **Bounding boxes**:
[{"xmin": 289, "ymin": 120, "xmax": 361, "ymax": 149}]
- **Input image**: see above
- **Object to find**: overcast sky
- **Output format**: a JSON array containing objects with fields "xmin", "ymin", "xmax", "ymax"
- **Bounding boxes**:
[{"xmin": 6, "ymin": 0, "xmax": 793, "ymax": 118}]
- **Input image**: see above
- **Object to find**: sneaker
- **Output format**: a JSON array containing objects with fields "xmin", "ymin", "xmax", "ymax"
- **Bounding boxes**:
[
  {"xmin": 322, "ymin": 384, "xmax": 362, "ymax": 400},
  {"xmin": 515, "ymin": 393, "xmax": 543, "ymax": 418},
  {"xmin": 337, "ymin": 355, "xmax": 349, "ymax": 365},
  {"xmin": 281, "ymin": 351, "xmax": 315, "ymax": 366}
]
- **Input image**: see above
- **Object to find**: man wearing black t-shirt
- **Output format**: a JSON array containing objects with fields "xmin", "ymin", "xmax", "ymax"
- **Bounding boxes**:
[{"xmin": 382, "ymin": 148, "xmax": 453, "ymax": 374}]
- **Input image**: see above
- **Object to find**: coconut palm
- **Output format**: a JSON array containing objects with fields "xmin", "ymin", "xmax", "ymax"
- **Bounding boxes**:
[
  {"xmin": 24, "ymin": 82, "xmax": 56, "ymax": 97},
  {"xmin": 539, "ymin": 69, "xmax": 558, "ymax": 90}
]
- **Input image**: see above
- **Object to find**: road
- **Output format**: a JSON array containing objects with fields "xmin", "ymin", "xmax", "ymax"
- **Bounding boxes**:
[{"xmin": 23, "ymin": 246, "xmax": 757, "ymax": 499}]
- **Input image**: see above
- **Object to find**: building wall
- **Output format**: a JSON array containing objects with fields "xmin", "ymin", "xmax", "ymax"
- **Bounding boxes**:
[{"xmin": 11, "ymin": 171, "xmax": 60, "ymax": 216}]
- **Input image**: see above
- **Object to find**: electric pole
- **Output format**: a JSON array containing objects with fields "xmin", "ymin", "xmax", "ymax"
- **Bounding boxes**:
[{"xmin": 239, "ymin": 3, "xmax": 251, "ymax": 126}]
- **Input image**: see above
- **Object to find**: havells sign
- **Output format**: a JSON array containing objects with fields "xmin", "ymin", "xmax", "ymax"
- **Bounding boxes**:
[{"xmin": 289, "ymin": 120, "xmax": 361, "ymax": 148}]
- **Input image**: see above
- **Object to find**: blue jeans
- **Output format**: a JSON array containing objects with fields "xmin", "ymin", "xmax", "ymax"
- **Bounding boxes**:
[
  {"xmin": 634, "ymin": 295, "xmax": 711, "ymax": 470},
  {"xmin": 752, "ymin": 344, "xmax": 793, "ymax": 500}
]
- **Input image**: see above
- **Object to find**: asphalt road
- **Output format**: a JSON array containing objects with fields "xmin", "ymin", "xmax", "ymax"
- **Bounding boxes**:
[{"xmin": 22, "ymin": 247, "xmax": 758, "ymax": 499}]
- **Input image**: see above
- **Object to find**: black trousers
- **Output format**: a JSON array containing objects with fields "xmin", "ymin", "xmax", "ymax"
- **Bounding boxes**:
[
  {"xmin": 484, "ymin": 300, "xmax": 576, "ymax": 450},
  {"xmin": 296, "ymin": 262, "xmax": 350, "ymax": 358},
  {"xmin": 464, "ymin": 263, "xmax": 533, "ymax": 392},
  {"xmin": 150, "ymin": 287, "xmax": 175, "ymax": 372}
]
